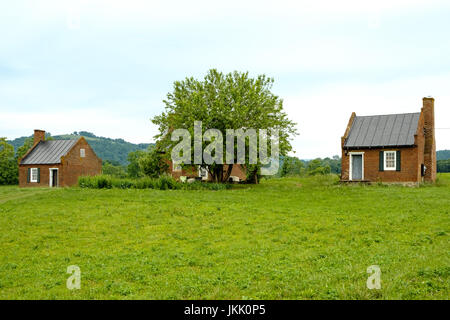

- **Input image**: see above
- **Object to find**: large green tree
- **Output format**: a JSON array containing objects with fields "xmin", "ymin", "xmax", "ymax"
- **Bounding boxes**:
[
  {"xmin": 127, "ymin": 149, "xmax": 147, "ymax": 178},
  {"xmin": 102, "ymin": 160, "xmax": 127, "ymax": 178},
  {"xmin": 281, "ymin": 156, "xmax": 304, "ymax": 176},
  {"xmin": 139, "ymin": 148, "xmax": 169, "ymax": 179},
  {"xmin": 0, "ymin": 138, "xmax": 18, "ymax": 185},
  {"xmin": 437, "ymin": 159, "xmax": 450, "ymax": 173},
  {"xmin": 15, "ymin": 137, "xmax": 33, "ymax": 161},
  {"xmin": 152, "ymin": 69, "xmax": 297, "ymax": 183}
]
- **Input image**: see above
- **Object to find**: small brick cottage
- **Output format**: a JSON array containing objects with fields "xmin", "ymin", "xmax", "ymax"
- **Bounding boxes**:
[
  {"xmin": 19, "ymin": 130, "xmax": 102, "ymax": 187},
  {"xmin": 341, "ymin": 97, "xmax": 437, "ymax": 184}
]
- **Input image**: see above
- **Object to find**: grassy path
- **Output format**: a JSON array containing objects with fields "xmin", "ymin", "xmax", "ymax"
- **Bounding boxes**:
[{"xmin": 0, "ymin": 187, "xmax": 55, "ymax": 204}]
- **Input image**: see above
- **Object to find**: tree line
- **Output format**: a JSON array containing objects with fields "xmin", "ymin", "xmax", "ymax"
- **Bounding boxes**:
[
  {"xmin": 280, "ymin": 155, "xmax": 341, "ymax": 177},
  {"xmin": 101, "ymin": 151, "xmax": 343, "ymax": 180},
  {"xmin": 437, "ymin": 160, "xmax": 450, "ymax": 173},
  {"xmin": 0, "ymin": 137, "xmax": 33, "ymax": 185},
  {"xmin": 102, "ymin": 146, "xmax": 168, "ymax": 179}
]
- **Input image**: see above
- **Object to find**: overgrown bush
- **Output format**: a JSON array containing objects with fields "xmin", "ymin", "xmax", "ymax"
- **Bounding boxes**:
[
  {"xmin": 78, "ymin": 175, "xmax": 112, "ymax": 189},
  {"xmin": 154, "ymin": 174, "xmax": 179, "ymax": 190},
  {"xmin": 102, "ymin": 160, "xmax": 127, "ymax": 178},
  {"xmin": 78, "ymin": 174, "xmax": 231, "ymax": 190}
]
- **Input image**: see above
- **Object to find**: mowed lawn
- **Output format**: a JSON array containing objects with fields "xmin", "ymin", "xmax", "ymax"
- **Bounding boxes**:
[{"xmin": 0, "ymin": 175, "xmax": 449, "ymax": 300}]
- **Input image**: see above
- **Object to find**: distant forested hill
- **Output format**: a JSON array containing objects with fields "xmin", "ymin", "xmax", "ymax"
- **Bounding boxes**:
[
  {"xmin": 437, "ymin": 150, "xmax": 450, "ymax": 160},
  {"xmin": 8, "ymin": 131, "xmax": 152, "ymax": 165}
]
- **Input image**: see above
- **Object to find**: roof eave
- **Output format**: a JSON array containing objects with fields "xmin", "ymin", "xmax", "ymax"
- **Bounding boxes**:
[
  {"xmin": 344, "ymin": 144, "xmax": 417, "ymax": 150},
  {"xmin": 19, "ymin": 160, "xmax": 62, "ymax": 166}
]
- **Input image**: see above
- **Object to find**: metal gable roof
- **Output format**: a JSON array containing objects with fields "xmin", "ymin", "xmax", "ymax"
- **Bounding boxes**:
[
  {"xmin": 20, "ymin": 139, "xmax": 78, "ymax": 165},
  {"xmin": 344, "ymin": 112, "xmax": 420, "ymax": 148}
]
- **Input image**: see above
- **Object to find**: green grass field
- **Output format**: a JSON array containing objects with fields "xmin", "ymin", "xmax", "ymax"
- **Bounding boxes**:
[{"xmin": 0, "ymin": 174, "xmax": 449, "ymax": 300}]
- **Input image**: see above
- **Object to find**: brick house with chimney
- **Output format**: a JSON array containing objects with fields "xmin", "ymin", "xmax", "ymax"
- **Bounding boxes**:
[
  {"xmin": 341, "ymin": 97, "xmax": 437, "ymax": 184},
  {"xmin": 18, "ymin": 130, "xmax": 102, "ymax": 187}
]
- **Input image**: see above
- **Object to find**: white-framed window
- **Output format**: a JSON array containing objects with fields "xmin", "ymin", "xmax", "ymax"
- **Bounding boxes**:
[
  {"xmin": 173, "ymin": 162, "xmax": 182, "ymax": 172},
  {"xmin": 198, "ymin": 166, "xmax": 208, "ymax": 180},
  {"xmin": 80, "ymin": 148, "xmax": 86, "ymax": 158},
  {"xmin": 30, "ymin": 168, "xmax": 38, "ymax": 182},
  {"xmin": 384, "ymin": 151, "xmax": 396, "ymax": 171}
]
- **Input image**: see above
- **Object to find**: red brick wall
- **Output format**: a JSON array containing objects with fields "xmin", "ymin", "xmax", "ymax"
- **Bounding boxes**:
[
  {"xmin": 415, "ymin": 112, "xmax": 426, "ymax": 183},
  {"xmin": 60, "ymin": 138, "xmax": 102, "ymax": 186},
  {"xmin": 341, "ymin": 147, "xmax": 420, "ymax": 183},
  {"xmin": 228, "ymin": 164, "xmax": 247, "ymax": 181},
  {"xmin": 341, "ymin": 150, "xmax": 350, "ymax": 181},
  {"xmin": 19, "ymin": 164, "xmax": 62, "ymax": 187},
  {"xmin": 422, "ymin": 97, "xmax": 437, "ymax": 182}
]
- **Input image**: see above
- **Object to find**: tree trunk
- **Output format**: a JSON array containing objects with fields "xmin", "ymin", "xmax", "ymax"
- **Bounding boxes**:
[
  {"xmin": 205, "ymin": 164, "xmax": 232, "ymax": 183},
  {"xmin": 223, "ymin": 164, "xmax": 234, "ymax": 182},
  {"xmin": 216, "ymin": 166, "xmax": 224, "ymax": 183}
]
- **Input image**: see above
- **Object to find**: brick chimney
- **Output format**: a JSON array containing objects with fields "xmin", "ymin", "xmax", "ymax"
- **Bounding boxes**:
[
  {"xmin": 34, "ymin": 129, "xmax": 46, "ymax": 145},
  {"xmin": 422, "ymin": 97, "xmax": 436, "ymax": 182}
]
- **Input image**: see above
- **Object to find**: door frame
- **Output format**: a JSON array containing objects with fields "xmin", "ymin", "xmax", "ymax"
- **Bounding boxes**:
[
  {"xmin": 49, "ymin": 168, "xmax": 59, "ymax": 187},
  {"xmin": 349, "ymin": 152, "xmax": 364, "ymax": 181}
]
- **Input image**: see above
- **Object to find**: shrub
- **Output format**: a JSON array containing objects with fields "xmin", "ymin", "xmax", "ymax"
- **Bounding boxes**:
[
  {"xmin": 155, "ymin": 174, "xmax": 179, "ymax": 190},
  {"xmin": 78, "ymin": 174, "xmax": 231, "ymax": 191},
  {"xmin": 79, "ymin": 175, "xmax": 112, "ymax": 189},
  {"xmin": 111, "ymin": 177, "xmax": 135, "ymax": 189},
  {"xmin": 135, "ymin": 177, "xmax": 155, "ymax": 189}
]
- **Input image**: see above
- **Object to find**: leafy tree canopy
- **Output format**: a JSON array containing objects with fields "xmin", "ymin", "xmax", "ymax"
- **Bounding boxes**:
[
  {"xmin": 0, "ymin": 138, "xmax": 17, "ymax": 185},
  {"xmin": 152, "ymin": 69, "xmax": 297, "ymax": 182},
  {"xmin": 102, "ymin": 160, "xmax": 127, "ymax": 178},
  {"xmin": 437, "ymin": 159, "xmax": 450, "ymax": 173},
  {"xmin": 15, "ymin": 137, "xmax": 34, "ymax": 161},
  {"xmin": 139, "ymin": 148, "xmax": 169, "ymax": 179}
]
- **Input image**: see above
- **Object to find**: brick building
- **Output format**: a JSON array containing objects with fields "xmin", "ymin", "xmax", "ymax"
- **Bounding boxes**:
[
  {"xmin": 19, "ymin": 130, "xmax": 102, "ymax": 187},
  {"xmin": 168, "ymin": 161, "xmax": 247, "ymax": 182},
  {"xmin": 341, "ymin": 97, "xmax": 436, "ymax": 184}
]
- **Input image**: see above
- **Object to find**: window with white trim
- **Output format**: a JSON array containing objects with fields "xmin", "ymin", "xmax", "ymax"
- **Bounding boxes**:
[
  {"xmin": 199, "ymin": 166, "xmax": 208, "ymax": 179},
  {"xmin": 173, "ymin": 162, "xmax": 182, "ymax": 172},
  {"xmin": 30, "ymin": 168, "xmax": 38, "ymax": 182},
  {"xmin": 384, "ymin": 151, "xmax": 396, "ymax": 171},
  {"xmin": 80, "ymin": 148, "xmax": 86, "ymax": 158}
]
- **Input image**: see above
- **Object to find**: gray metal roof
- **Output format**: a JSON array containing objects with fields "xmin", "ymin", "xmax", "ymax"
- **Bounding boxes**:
[
  {"xmin": 20, "ymin": 139, "xmax": 78, "ymax": 164},
  {"xmin": 344, "ymin": 112, "xmax": 420, "ymax": 148}
]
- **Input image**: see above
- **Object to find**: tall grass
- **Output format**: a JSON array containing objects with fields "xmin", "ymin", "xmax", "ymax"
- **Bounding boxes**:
[{"xmin": 78, "ymin": 174, "xmax": 231, "ymax": 191}]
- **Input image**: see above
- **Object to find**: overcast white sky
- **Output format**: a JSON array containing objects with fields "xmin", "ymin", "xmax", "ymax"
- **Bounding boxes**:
[{"xmin": 1, "ymin": 0, "xmax": 449, "ymax": 158}]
